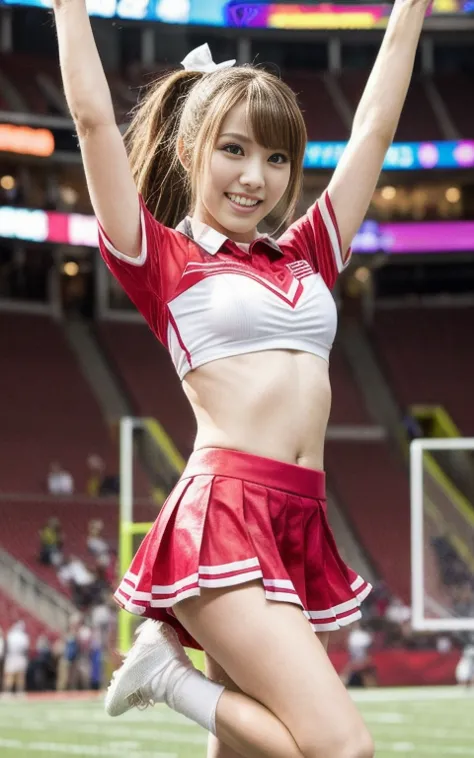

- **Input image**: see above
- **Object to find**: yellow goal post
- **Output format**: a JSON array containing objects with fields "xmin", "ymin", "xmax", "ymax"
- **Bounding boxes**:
[{"xmin": 117, "ymin": 417, "xmax": 204, "ymax": 670}]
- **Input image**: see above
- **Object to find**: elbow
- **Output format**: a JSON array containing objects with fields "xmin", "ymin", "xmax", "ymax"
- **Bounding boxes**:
[
  {"xmin": 73, "ymin": 111, "xmax": 116, "ymax": 138},
  {"xmin": 352, "ymin": 120, "xmax": 394, "ymax": 151}
]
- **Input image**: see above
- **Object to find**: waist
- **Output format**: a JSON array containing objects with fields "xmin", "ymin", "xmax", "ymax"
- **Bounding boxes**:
[{"xmin": 182, "ymin": 447, "xmax": 326, "ymax": 499}]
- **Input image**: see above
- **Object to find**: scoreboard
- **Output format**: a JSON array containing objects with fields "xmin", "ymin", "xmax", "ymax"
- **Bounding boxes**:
[{"xmin": 0, "ymin": 0, "xmax": 472, "ymax": 26}]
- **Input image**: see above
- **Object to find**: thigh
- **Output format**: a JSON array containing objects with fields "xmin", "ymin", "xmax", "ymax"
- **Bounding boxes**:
[
  {"xmin": 174, "ymin": 582, "xmax": 370, "ymax": 758},
  {"xmin": 204, "ymin": 634, "xmax": 328, "ymax": 758}
]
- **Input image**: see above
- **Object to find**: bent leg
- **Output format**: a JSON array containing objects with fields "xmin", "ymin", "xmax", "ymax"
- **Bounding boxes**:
[
  {"xmin": 174, "ymin": 581, "xmax": 373, "ymax": 758},
  {"xmin": 204, "ymin": 633, "xmax": 329, "ymax": 758},
  {"xmin": 205, "ymin": 654, "xmax": 245, "ymax": 758}
]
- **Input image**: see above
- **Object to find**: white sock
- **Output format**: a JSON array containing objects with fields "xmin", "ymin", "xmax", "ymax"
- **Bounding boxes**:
[{"xmin": 152, "ymin": 664, "xmax": 225, "ymax": 735}]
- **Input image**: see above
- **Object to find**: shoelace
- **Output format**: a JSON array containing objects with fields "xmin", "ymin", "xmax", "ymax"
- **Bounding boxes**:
[{"xmin": 128, "ymin": 689, "xmax": 154, "ymax": 710}]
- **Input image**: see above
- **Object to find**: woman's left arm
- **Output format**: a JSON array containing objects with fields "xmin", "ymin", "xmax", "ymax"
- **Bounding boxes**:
[{"xmin": 327, "ymin": 0, "xmax": 432, "ymax": 256}]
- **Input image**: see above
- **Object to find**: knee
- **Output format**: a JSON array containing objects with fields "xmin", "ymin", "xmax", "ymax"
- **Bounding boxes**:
[
  {"xmin": 301, "ymin": 726, "xmax": 375, "ymax": 758},
  {"xmin": 341, "ymin": 728, "xmax": 375, "ymax": 758}
]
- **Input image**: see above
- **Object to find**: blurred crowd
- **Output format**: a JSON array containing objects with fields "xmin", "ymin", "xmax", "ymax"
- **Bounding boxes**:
[
  {"xmin": 46, "ymin": 455, "xmax": 120, "ymax": 498},
  {"xmin": 0, "ymin": 604, "xmax": 116, "ymax": 694},
  {"xmin": 0, "ymin": 508, "xmax": 118, "ymax": 694}
]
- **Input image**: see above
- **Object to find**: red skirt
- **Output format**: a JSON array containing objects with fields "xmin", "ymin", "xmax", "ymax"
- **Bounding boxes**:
[{"xmin": 115, "ymin": 448, "xmax": 372, "ymax": 650}]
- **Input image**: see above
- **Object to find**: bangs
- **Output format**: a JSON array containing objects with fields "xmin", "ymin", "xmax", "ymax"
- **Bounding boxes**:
[
  {"xmin": 245, "ymin": 77, "xmax": 307, "ymax": 164},
  {"xmin": 192, "ymin": 67, "xmax": 307, "ymax": 231}
]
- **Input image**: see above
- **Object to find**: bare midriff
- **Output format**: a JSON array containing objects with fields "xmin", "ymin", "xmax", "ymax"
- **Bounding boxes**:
[{"xmin": 183, "ymin": 350, "xmax": 331, "ymax": 471}]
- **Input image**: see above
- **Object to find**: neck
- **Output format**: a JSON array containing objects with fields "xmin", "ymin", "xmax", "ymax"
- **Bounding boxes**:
[{"xmin": 192, "ymin": 205, "xmax": 260, "ymax": 243}]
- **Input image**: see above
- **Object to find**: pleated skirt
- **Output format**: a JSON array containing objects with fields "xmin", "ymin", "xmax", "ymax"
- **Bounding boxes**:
[{"xmin": 114, "ymin": 447, "xmax": 372, "ymax": 649}]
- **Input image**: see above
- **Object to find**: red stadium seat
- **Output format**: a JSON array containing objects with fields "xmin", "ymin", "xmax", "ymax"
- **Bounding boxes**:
[
  {"xmin": 97, "ymin": 322, "xmax": 196, "ymax": 459},
  {"xmin": 325, "ymin": 440, "xmax": 411, "ymax": 602},
  {"xmin": 329, "ymin": 340, "xmax": 372, "ymax": 425},
  {"xmin": 0, "ymin": 313, "xmax": 117, "ymax": 493},
  {"xmin": 371, "ymin": 308, "xmax": 474, "ymax": 435}
]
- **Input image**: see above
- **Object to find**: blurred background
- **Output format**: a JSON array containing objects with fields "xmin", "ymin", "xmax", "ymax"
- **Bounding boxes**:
[{"xmin": 0, "ymin": 0, "xmax": 473, "ymax": 745}]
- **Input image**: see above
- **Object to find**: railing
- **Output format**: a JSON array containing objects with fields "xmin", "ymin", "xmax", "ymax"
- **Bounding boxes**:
[{"xmin": 0, "ymin": 547, "xmax": 75, "ymax": 632}]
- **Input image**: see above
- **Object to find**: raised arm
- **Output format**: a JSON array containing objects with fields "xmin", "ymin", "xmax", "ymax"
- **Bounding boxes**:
[
  {"xmin": 327, "ymin": 0, "xmax": 431, "ymax": 255},
  {"xmin": 53, "ymin": 0, "xmax": 141, "ymax": 257}
]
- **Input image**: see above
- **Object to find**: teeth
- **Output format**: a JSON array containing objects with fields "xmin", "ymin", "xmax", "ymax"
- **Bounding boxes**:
[{"xmin": 228, "ymin": 194, "xmax": 259, "ymax": 207}]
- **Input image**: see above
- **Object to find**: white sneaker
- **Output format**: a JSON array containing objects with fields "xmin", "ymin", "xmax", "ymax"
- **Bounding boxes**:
[{"xmin": 105, "ymin": 619, "xmax": 191, "ymax": 717}]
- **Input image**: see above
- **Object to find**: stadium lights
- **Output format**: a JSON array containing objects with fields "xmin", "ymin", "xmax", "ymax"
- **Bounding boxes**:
[
  {"xmin": 0, "ymin": 175, "xmax": 15, "ymax": 191},
  {"xmin": 381, "ymin": 186, "xmax": 397, "ymax": 201},
  {"xmin": 0, "ymin": 124, "xmax": 55, "ymax": 158},
  {"xmin": 445, "ymin": 187, "xmax": 461, "ymax": 204},
  {"xmin": 63, "ymin": 261, "xmax": 79, "ymax": 277}
]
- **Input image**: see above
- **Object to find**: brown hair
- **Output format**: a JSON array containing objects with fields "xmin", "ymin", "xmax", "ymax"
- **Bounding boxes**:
[{"xmin": 126, "ymin": 65, "xmax": 307, "ymax": 232}]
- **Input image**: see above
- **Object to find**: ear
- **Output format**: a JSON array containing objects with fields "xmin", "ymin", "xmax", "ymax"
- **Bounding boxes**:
[{"xmin": 177, "ymin": 136, "xmax": 190, "ymax": 171}]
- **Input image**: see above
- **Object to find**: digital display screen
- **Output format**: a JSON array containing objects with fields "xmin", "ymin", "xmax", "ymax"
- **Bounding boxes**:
[
  {"xmin": 1, "ymin": 205, "xmax": 473, "ymax": 255},
  {"xmin": 304, "ymin": 141, "xmax": 474, "ymax": 171},
  {"xmin": 0, "ymin": 0, "xmax": 471, "ymax": 26},
  {"xmin": 1, "ymin": 119, "xmax": 472, "ymax": 172}
]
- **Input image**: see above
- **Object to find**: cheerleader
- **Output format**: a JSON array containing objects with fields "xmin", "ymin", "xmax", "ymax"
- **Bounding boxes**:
[{"xmin": 52, "ymin": 0, "xmax": 431, "ymax": 755}]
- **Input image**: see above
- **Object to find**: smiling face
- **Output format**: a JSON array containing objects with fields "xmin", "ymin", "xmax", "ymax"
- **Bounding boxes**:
[{"xmin": 193, "ymin": 101, "xmax": 292, "ymax": 242}]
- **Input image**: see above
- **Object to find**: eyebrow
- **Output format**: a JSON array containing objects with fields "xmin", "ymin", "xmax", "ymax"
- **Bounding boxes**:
[{"xmin": 219, "ymin": 132, "xmax": 252, "ymax": 143}]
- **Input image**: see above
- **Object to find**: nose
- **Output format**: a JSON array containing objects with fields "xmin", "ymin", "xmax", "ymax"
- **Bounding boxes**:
[{"xmin": 239, "ymin": 157, "xmax": 265, "ymax": 190}]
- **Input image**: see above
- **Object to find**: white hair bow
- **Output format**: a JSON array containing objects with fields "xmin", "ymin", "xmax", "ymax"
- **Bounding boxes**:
[{"xmin": 181, "ymin": 43, "xmax": 236, "ymax": 74}]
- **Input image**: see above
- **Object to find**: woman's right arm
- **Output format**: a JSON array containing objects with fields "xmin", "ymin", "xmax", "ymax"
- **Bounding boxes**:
[{"xmin": 53, "ymin": 0, "xmax": 141, "ymax": 257}]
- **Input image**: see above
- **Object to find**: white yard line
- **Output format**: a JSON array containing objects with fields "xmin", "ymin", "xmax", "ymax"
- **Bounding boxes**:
[
  {"xmin": 351, "ymin": 687, "xmax": 474, "ymax": 703},
  {"xmin": 0, "ymin": 717, "xmax": 207, "ymax": 745},
  {"xmin": 0, "ymin": 740, "xmax": 177, "ymax": 758},
  {"xmin": 376, "ymin": 743, "xmax": 474, "ymax": 755}
]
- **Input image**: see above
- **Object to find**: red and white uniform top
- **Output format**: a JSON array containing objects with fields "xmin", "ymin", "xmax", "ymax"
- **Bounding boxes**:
[{"xmin": 98, "ymin": 191, "xmax": 350, "ymax": 380}]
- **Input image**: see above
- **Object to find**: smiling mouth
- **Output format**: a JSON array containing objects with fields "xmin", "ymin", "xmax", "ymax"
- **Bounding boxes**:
[{"xmin": 225, "ymin": 193, "xmax": 263, "ymax": 210}]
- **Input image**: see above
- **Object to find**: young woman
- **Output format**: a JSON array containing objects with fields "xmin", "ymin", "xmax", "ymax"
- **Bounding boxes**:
[{"xmin": 53, "ymin": 1, "xmax": 431, "ymax": 756}]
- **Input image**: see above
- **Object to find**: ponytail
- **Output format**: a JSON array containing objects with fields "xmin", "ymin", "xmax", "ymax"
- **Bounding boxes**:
[{"xmin": 125, "ymin": 69, "xmax": 203, "ymax": 229}]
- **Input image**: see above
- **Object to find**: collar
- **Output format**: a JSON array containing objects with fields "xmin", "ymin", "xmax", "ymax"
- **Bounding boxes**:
[{"xmin": 175, "ymin": 216, "xmax": 283, "ymax": 259}]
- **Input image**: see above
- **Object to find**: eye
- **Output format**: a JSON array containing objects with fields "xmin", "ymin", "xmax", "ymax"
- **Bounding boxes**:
[
  {"xmin": 222, "ymin": 143, "xmax": 244, "ymax": 156},
  {"xmin": 269, "ymin": 153, "xmax": 289, "ymax": 165}
]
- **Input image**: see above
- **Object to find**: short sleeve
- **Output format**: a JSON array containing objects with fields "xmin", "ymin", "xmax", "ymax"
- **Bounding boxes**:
[
  {"xmin": 278, "ymin": 189, "xmax": 351, "ymax": 290},
  {"xmin": 98, "ymin": 196, "xmax": 187, "ymax": 338},
  {"xmin": 98, "ymin": 195, "xmax": 167, "ymax": 296}
]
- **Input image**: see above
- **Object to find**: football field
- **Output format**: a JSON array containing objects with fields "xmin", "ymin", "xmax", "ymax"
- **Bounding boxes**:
[{"xmin": 0, "ymin": 687, "xmax": 473, "ymax": 757}]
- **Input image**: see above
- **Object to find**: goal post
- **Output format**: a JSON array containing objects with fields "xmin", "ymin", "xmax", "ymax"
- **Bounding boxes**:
[
  {"xmin": 410, "ymin": 437, "xmax": 474, "ymax": 632},
  {"xmin": 117, "ymin": 417, "xmax": 205, "ymax": 671}
]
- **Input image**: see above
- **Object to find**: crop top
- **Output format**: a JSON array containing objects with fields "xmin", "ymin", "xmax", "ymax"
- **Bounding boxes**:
[{"xmin": 98, "ymin": 191, "xmax": 351, "ymax": 380}]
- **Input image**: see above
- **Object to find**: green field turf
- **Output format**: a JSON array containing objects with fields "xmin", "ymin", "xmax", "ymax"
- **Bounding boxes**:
[{"xmin": 0, "ymin": 687, "xmax": 473, "ymax": 757}]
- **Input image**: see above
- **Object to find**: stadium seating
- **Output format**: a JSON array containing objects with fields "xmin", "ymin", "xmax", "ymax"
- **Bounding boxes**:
[
  {"xmin": 0, "ymin": 53, "xmax": 51, "ymax": 114},
  {"xmin": 329, "ymin": 340, "xmax": 372, "ymax": 424},
  {"xmin": 0, "ymin": 313, "xmax": 117, "ymax": 493},
  {"xmin": 337, "ymin": 70, "xmax": 445, "ymax": 141},
  {"xmin": 97, "ymin": 322, "xmax": 196, "ymax": 458},
  {"xmin": 433, "ymin": 72, "xmax": 474, "ymax": 139},
  {"xmin": 325, "ymin": 440, "xmax": 411, "ymax": 602},
  {"xmin": 1, "ymin": 52, "xmax": 464, "ymax": 142},
  {"xmin": 283, "ymin": 72, "xmax": 348, "ymax": 141},
  {"xmin": 0, "ymin": 497, "xmax": 157, "ymax": 597},
  {"xmin": 371, "ymin": 308, "xmax": 474, "ymax": 435}
]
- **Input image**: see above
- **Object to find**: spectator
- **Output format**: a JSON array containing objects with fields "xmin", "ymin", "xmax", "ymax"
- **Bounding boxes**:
[
  {"xmin": 26, "ymin": 636, "xmax": 57, "ymax": 692},
  {"xmin": 87, "ymin": 519, "xmax": 110, "ymax": 563},
  {"xmin": 47, "ymin": 461, "xmax": 74, "ymax": 496},
  {"xmin": 57, "ymin": 613, "xmax": 82, "ymax": 691},
  {"xmin": 86, "ymin": 454, "xmax": 105, "ymax": 497},
  {"xmin": 385, "ymin": 596, "xmax": 411, "ymax": 625},
  {"xmin": 58, "ymin": 556, "xmax": 95, "ymax": 609},
  {"xmin": 0, "ymin": 626, "xmax": 4, "ymax": 687},
  {"xmin": 90, "ymin": 595, "xmax": 113, "ymax": 649},
  {"xmin": 38, "ymin": 517, "xmax": 64, "ymax": 567},
  {"xmin": 86, "ymin": 454, "xmax": 120, "ymax": 497},
  {"xmin": 456, "ymin": 644, "xmax": 474, "ymax": 687},
  {"xmin": 342, "ymin": 623, "xmax": 377, "ymax": 688},
  {"xmin": 3, "ymin": 620, "xmax": 29, "ymax": 694}
]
